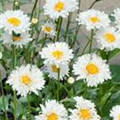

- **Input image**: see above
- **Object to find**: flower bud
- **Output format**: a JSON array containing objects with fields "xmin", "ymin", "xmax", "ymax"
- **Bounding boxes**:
[
  {"xmin": 32, "ymin": 18, "xmax": 38, "ymax": 24},
  {"xmin": 67, "ymin": 77, "xmax": 75, "ymax": 84}
]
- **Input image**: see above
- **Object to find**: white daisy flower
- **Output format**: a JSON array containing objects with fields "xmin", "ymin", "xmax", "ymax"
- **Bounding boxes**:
[
  {"xmin": 76, "ymin": 9, "xmax": 110, "ymax": 31},
  {"xmin": 95, "ymin": 27, "xmax": 120, "ymax": 51},
  {"xmin": 40, "ymin": 42, "xmax": 73, "ymax": 66},
  {"xmin": 1, "ymin": 10, "xmax": 31, "ymax": 34},
  {"xmin": 44, "ymin": 0, "xmax": 78, "ymax": 20},
  {"xmin": 7, "ymin": 64, "xmax": 45, "ymax": 97},
  {"xmin": 112, "ymin": 8, "xmax": 120, "ymax": 30},
  {"xmin": 73, "ymin": 54, "xmax": 111, "ymax": 87},
  {"xmin": 35, "ymin": 100, "xmax": 68, "ymax": 120},
  {"xmin": 67, "ymin": 0, "xmax": 78, "ymax": 13},
  {"xmin": 69, "ymin": 96, "xmax": 100, "ymax": 120},
  {"xmin": 42, "ymin": 22, "xmax": 56, "ymax": 36},
  {"xmin": 44, "ymin": 63, "xmax": 69, "ymax": 80},
  {"xmin": 110, "ymin": 105, "xmax": 120, "ymax": 120},
  {"xmin": 2, "ymin": 32, "xmax": 32, "ymax": 48}
]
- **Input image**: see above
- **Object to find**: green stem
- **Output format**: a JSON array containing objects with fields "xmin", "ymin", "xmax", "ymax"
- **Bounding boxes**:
[
  {"xmin": 26, "ymin": 44, "xmax": 31, "ymax": 63},
  {"xmin": 13, "ymin": 0, "xmax": 20, "ymax": 10},
  {"xmin": 70, "ymin": 0, "xmax": 81, "ymax": 47},
  {"xmin": 57, "ymin": 68, "xmax": 60, "ymax": 101},
  {"xmin": 41, "ymin": 35, "xmax": 47, "ymax": 48},
  {"xmin": 81, "ymin": 40, "xmax": 91, "ymax": 55},
  {"xmin": 70, "ymin": 25, "xmax": 81, "ymax": 47},
  {"xmin": 1, "ymin": 0, "xmax": 5, "ymax": 11},
  {"xmin": 83, "ymin": 83, "xmax": 87, "ymax": 98},
  {"xmin": 27, "ymin": 94, "xmax": 32, "ymax": 120},
  {"xmin": 54, "ymin": 17, "xmax": 63, "ymax": 42},
  {"xmin": 0, "ymin": 71, "xmax": 8, "ymax": 120},
  {"xmin": 30, "ymin": 0, "xmax": 38, "ymax": 21},
  {"xmin": 89, "ymin": 0, "xmax": 100, "ymax": 9},
  {"xmin": 64, "ymin": 13, "xmax": 72, "ymax": 42},
  {"xmin": 12, "ymin": 45, "xmax": 17, "ymax": 120},
  {"xmin": 89, "ymin": 29, "xmax": 94, "ymax": 53}
]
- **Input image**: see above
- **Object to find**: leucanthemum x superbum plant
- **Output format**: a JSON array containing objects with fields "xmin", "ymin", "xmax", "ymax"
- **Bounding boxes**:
[{"xmin": 0, "ymin": 0, "xmax": 120, "ymax": 120}]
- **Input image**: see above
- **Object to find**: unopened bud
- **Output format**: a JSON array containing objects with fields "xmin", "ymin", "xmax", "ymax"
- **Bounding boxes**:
[
  {"xmin": 15, "ymin": 1, "xmax": 19, "ymax": 6},
  {"xmin": 67, "ymin": 77, "xmax": 75, "ymax": 84},
  {"xmin": 32, "ymin": 18, "xmax": 38, "ymax": 24}
]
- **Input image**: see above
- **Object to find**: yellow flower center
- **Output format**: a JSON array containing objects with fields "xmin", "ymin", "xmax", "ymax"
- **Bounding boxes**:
[
  {"xmin": 52, "ymin": 65, "xmax": 60, "ymax": 72},
  {"xmin": 21, "ymin": 75, "xmax": 31, "ymax": 85},
  {"xmin": 52, "ymin": 50, "xmax": 64, "ymax": 60},
  {"xmin": 13, "ymin": 36, "xmax": 22, "ymax": 41},
  {"xmin": 44, "ymin": 27, "xmax": 52, "ymax": 33},
  {"xmin": 7, "ymin": 17, "xmax": 21, "ymax": 26},
  {"xmin": 105, "ymin": 33, "xmax": 116, "ymax": 43},
  {"xmin": 47, "ymin": 113, "xmax": 58, "ymax": 120},
  {"xmin": 54, "ymin": 2, "xmax": 65, "ymax": 12},
  {"xmin": 119, "ymin": 114, "xmax": 120, "ymax": 120},
  {"xmin": 79, "ymin": 109, "xmax": 92, "ymax": 120},
  {"xmin": 86, "ymin": 63, "xmax": 99, "ymax": 75},
  {"xmin": 90, "ymin": 17, "xmax": 100, "ymax": 23}
]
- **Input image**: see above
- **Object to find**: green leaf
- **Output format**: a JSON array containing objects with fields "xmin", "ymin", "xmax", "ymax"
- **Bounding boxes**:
[
  {"xmin": 108, "ymin": 49, "xmax": 120, "ymax": 60},
  {"xmin": 0, "ymin": 95, "xmax": 9, "ymax": 112},
  {"xmin": 110, "ymin": 65, "xmax": 120, "ymax": 81}
]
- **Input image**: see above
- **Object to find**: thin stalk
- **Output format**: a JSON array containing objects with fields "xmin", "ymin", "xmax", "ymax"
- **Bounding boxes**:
[
  {"xmin": 89, "ymin": 0, "xmax": 98, "ymax": 9},
  {"xmin": 26, "ymin": 44, "xmax": 31, "ymax": 63},
  {"xmin": 27, "ymin": 94, "xmax": 32, "ymax": 120},
  {"xmin": 57, "ymin": 68, "xmax": 60, "ymax": 101},
  {"xmin": 13, "ymin": 0, "xmax": 20, "ymax": 10},
  {"xmin": 41, "ymin": 35, "xmax": 47, "ymax": 48},
  {"xmin": 83, "ymin": 83, "xmax": 87, "ymax": 97},
  {"xmin": 64, "ymin": 13, "xmax": 72, "ymax": 42},
  {"xmin": 1, "ymin": 0, "xmax": 5, "ymax": 11},
  {"xmin": 77, "ymin": 0, "xmax": 81, "ymax": 14},
  {"xmin": 89, "ymin": 29, "xmax": 94, "ymax": 53},
  {"xmin": 54, "ymin": 17, "xmax": 63, "ymax": 42},
  {"xmin": 0, "ymin": 71, "xmax": 8, "ymax": 120},
  {"xmin": 12, "ymin": 45, "xmax": 17, "ymax": 120},
  {"xmin": 70, "ymin": 25, "xmax": 81, "ymax": 47},
  {"xmin": 80, "ymin": 40, "xmax": 91, "ymax": 55},
  {"xmin": 30, "ymin": 0, "xmax": 39, "ymax": 20},
  {"xmin": 71, "ymin": 0, "xmax": 81, "ymax": 47}
]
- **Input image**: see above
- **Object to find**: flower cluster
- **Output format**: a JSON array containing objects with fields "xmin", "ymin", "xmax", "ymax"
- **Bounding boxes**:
[
  {"xmin": 0, "ymin": 10, "xmax": 32, "ymax": 47},
  {"xmin": 0, "ymin": 0, "xmax": 120, "ymax": 120}
]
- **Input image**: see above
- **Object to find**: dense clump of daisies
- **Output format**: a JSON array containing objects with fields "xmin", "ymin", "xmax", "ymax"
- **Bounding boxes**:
[{"xmin": 0, "ymin": 0, "xmax": 120, "ymax": 120}]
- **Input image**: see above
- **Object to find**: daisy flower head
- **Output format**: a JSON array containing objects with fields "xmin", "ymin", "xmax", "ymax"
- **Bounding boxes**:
[
  {"xmin": 35, "ymin": 100, "xmax": 68, "ymax": 120},
  {"xmin": 76, "ymin": 9, "xmax": 110, "ymax": 31},
  {"xmin": 40, "ymin": 42, "xmax": 73, "ymax": 66},
  {"xmin": 110, "ymin": 105, "xmax": 120, "ymax": 120},
  {"xmin": 42, "ymin": 21, "xmax": 56, "ymax": 36},
  {"xmin": 73, "ymin": 54, "xmax": 111, "ymax": 87},
  {"xmin": 2, "ymin": 10, "xmax": 31, "ymax": 34},
  {"xmin": 112, "ymin": 8, "xmax": 120, "ymax": 30},
  {"xmin": 2, "ymin": 32, "xmax": 32, "ymax": 48},
  {"xmin": 7, "ymin": 64, "xmax": 45, "ymax": 97},
  {"xmin": 95, "ymin": 27, "xmax": 120, "ymax": 51},
  {"xmin": 44, "ymin": 63, "xmax": 69, "ymax": 80},
  {"xmin": 44, "ymin": 0, "xmax": 78, "ymax": 20},
  {"xmin": 69, "ymin": 96, "xmax": 100, "ymax": 120}
]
